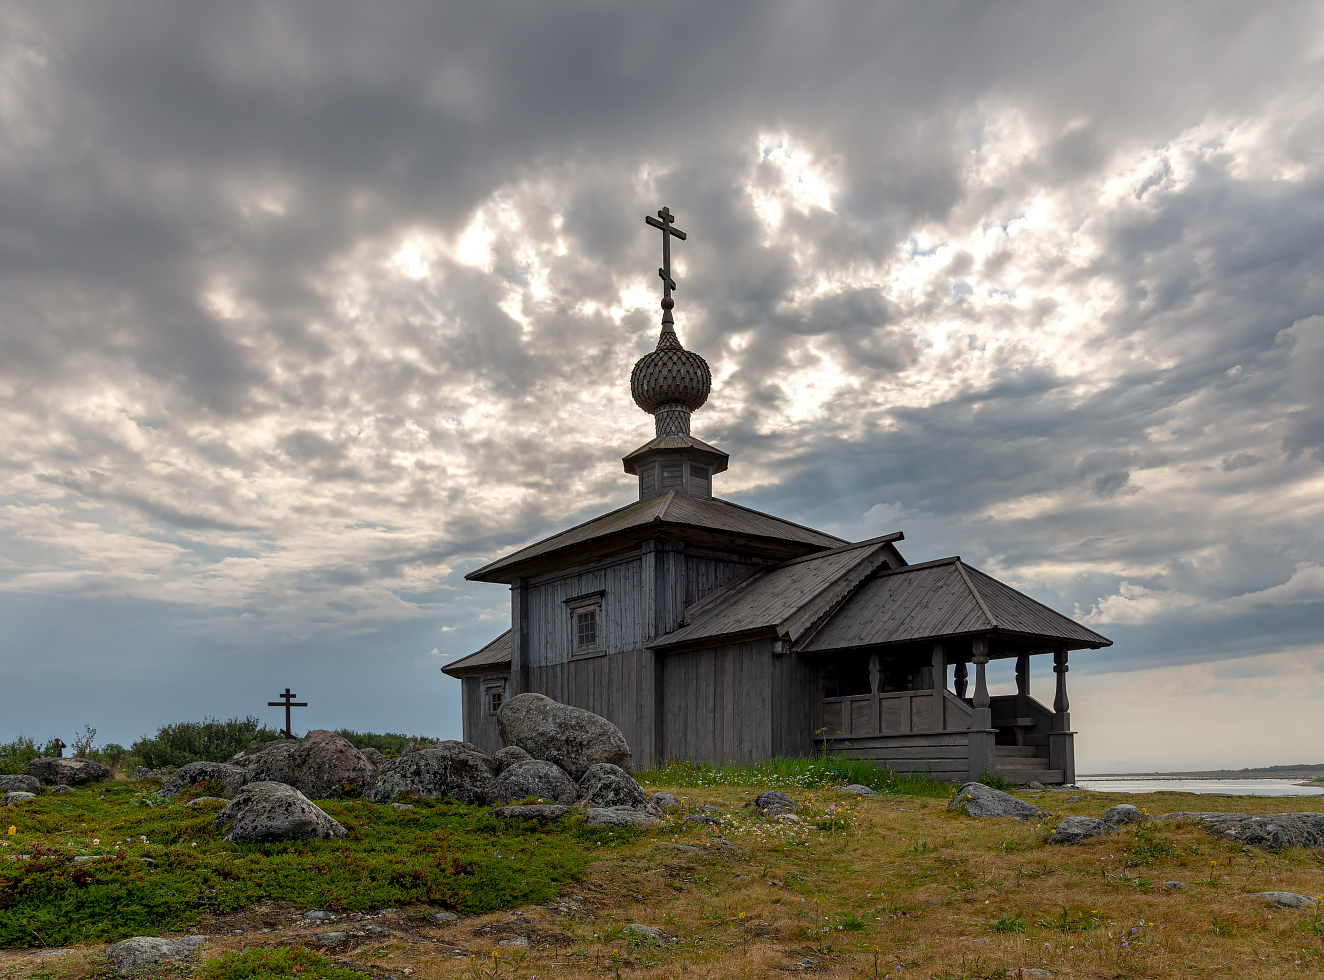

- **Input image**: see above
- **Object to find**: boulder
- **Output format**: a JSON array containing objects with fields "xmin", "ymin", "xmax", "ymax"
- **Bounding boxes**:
[
  {"xmin": 3, "ymin": 792, "xmax": 36, "ymax": 806},
  {"xmin": 45, "ymin": 784, "xmax": 73, "ymax": 795},
  {"xmin": 841, "ymin": 784, "xmax": 876, "ymax": 797},
  {"xmin": 1102, "ymin": 803, "xmax": 1146, "ymax": 827},
  {"xmin": 492, "ymin": 745, "xmax": 534, "ymax": 773},
  {"xmin": 1156, "ymin": 812, "xmax": 1324, "ymax": 850},
  {"xmin": 0, "ymin": 775, "xmax": 39, "ymax": 795},
  {"xmin": 105, "ymin": 936, "xmax": 206, "ymax": 976},
  {"xmin": 948, "ymin": 782, "xmax": 1048, "ymax": 820},
  {"xmin": 364, "ymin": 743, "xmax": 494, "ymax": 805},
  {"xmin": 1254, "ymin": 891, "xmax": 1319, "ymax": 909},
  {"xmin": 155, "ymin": 761, "xmax": 249, "ymax": 800},
  {"xmin": 212, "ymin": 781, "xmax": 348, "ymax": 843},
  {"xmin": 578, "ymin": 763, "xmax": 649, "ymax": 809},
  {"xmin": 649, "ymin": 792, "xmax": 679, "ymax": 811},
  {"xmin": 754, "ymin": 791, "xmax": 797, "ymax": 815},
  {"xmin": 27, "ymin": 757, "xmax": 113, "ymax": 786},
  {"xmin": 488, "ymin": 804, "xmax": 572, "ymax": 821},
  {"xmin": 492, "ymin": 760, "xmax": 578, "ymax": 805},
  {"xmin": 422, "ymin": 741, "xmax": 495, "ymax": 771},
  {"xmin": 360, "ymin": 747, "xmax": 386, "ymax": 768},
  {"xmin": 583, "ymin": 805, "xmax": 662, "ymax": 829},
  {"xmin": 497, "ymin": 693, "xmax": 633, "ymax": 779},
  {"xmin": 230, "ymin": 730, "xmax": 375, "ymax": 800},
  {"xmin": 1026, "ymin": 780, "xmax": 1046, "ymax": 791},
  {"xmin": 1048, "ymin": 816, "xmax": 1111, "ymax": 844}
]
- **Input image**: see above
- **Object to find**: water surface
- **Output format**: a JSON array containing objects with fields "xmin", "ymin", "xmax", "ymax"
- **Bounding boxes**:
[{"xmin": 1077, "ymin": 777, "xmax": 1324, "ymax": 797}]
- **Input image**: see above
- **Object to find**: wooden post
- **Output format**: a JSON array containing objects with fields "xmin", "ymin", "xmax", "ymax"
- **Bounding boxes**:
[
  {"xmin": 954, "ymin": 661, "xmax": 968, "ymax": 699},
  {"xmin": 511, "ymin": 578, "xmax": 530, "ymax": 696},
  {"xmin": 869, "ymin": 653, "xmax": 880, "ymax": 733},
  {"xmin": 931, "ymin": 644, "xmax": 945, "ymax": 731},
  {"xmin": 1015, "ymin": 653, "xmax": 1029, "ymax": 697},
  {"xmin": 1049, "ymin": 645, "xmax": 1076, "ymax": 785},
  {"xmin": 967, "ymin": 637, "xmax": 996, "ymax": 782}
]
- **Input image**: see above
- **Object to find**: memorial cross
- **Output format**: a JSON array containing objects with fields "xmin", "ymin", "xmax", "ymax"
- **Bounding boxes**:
[
  {"xmin": 267, "ymin": 687, "xmax": 308, "ymax": 739},
  {"xmin": 644, "ymin": 206, "xmax": 687, "ymax": 328}
]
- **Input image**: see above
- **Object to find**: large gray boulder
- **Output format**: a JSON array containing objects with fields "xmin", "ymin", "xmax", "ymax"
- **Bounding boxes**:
[
  {"xmin": 1102, "ymin": 803, "xmax": 1146, "ymax": 827},
  {"xmin": 1157, "ymin": 811, "xmax": 1324, "ymax": 850},
  {"xmin": 360, "ymin": 747, "xmax": 386, "ymax": 768},
  {"xmin": 492, "ymin": 745, "xmax": 534, "ymax": 774},
  {"xmin": 578, "ymin": 763, "xmax": 649, "ymax": 809},
  {"xmin": 492, "ymin": 760, "xmax": 579, "ymax": 805},
  {"xmin": 0, "ymin": 775, "xmax": 40, "ymax": 795},
  {"xmin": 228, "ymin": 731, "xmax": 375, "ymax": 800},
  {"xmin": 948, "ymin": 782, "xmax": 1048, "ymax": 820},
  {"xmin": 365, "ymin": 743, "xmax": 494, "ymax": 805},
  {"xmin": 155, "ymin": 761, "xmax": 249, "ymax": 800},
  {"xmin": 212, "ymin": 781, "xmax": 348, "ymax": 843},
  {"xmin": 497, "ymin": 693, "xmax": 633, "ymax": 779},
  {"xmin": 106, "ymin": 936, "xmax": 207, "ymax": 976},
  {"xmin": 1048, "ymin": 815, "xmax": 1111, "ymax": 844},
  {"xmin": 27, "ymin": 757, "xmax": 113, "ymax": 786}
]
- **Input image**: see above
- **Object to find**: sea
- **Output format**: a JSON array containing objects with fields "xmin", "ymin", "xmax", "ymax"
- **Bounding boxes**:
[{"xmin": 1076, "ymin": 776, "xmax": 1324, "ymax": 797}]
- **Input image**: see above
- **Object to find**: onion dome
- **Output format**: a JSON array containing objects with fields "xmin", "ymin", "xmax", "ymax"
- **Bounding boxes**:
[{"xmin": 630, "ymin": 327, "xmax": 712, "ymax": 436}]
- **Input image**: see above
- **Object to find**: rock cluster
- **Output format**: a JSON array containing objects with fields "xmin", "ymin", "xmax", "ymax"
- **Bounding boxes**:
[
  {"xmin": 496, "ymin": 693, "xmax": 634, "ymax": 778},
  {"xmin": 227, "ymin": 730, "xmax": 377, "ymax": 800},
  {"xmin": 1157, "ymin": 811, "xmax": 1324, "ymax": 850}
]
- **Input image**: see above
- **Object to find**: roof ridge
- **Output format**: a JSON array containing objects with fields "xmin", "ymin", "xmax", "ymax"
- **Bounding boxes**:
[
  {"xmin": 961, "ymin": 563, "xmax": 1112, "ymax": 646},
  {"xmin": 780, "ymin": 540, "xmax": 897, "ymax": 646},
  {"xmin": 705, "ymin": 496, "xmax": 850, "ymax": 544},
  {"xmin": 773, "ymin": 531, "xmax": 903, "ymax": 569},
  {"xmin": 874, "ymin": 555, "xmax": 961, "ymax": 576},
  {"xmin": 954, "ymin": 560, "xmax": 998, "ymax": 629},
  {"xmin": 654, "ymin": 489, "xmax": 677, "ymax": 521}
]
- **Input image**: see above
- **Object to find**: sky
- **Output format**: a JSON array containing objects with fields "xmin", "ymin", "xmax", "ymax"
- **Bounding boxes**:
[{"xmin": 1, "ymin": 2, "xmax": 1321, "ymax": 773}]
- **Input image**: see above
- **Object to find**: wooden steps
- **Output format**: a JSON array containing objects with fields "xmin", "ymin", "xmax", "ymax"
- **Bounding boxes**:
[{"xmin": 994, "ymin": 746, "xmax": 1062, "ymax": 784}]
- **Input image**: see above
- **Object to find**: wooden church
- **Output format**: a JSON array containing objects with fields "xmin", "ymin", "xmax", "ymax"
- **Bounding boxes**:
[{"xmin": 444, "ymin": 207, "xmax": 1111, "ymax": 785}]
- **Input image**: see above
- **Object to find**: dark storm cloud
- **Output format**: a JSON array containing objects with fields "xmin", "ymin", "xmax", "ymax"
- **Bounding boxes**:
[{"xmin": 0, "ymin": 1, "xmax": 1321, "ymax": 765}]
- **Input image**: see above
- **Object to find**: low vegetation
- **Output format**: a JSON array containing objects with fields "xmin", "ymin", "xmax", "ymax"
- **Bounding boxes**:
[
  {"xmin": 1, "ymin": 768, "xmax": 1322, "ymax": 979},
  {"xmin": 637, "ymin": 754, "xmax": 952, "ymax": 797}
]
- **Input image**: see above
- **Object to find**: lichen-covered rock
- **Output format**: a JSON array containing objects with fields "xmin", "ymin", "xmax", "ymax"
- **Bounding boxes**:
[
  {"xmin": 106, "ymin": 936, "xmax": 207, "ymax": 976},
  {"xmin": 488, "ymin": 804, "xmax": 571, "ymax": 821},
  {"xmin": 1157, "ymin": 811, "xmax": 1324, "ymax": 850},
  {"xmin": 228, "ymin": 731, "xmax": 376, "ymax": 800},
  {"xmin": 578, "ymin": 763, "xmax": 649, "ymax": 809},
  {"xmin": 649, "ymin": 792, "xmax": 679, "ymax": 811},
  {"xmin": 841, "ymin": 784, "xmax": 876, "ymax": 797},
  {"xmin": 360, "ymin": 747, "xmax": 386, "ymax": 768},
  {"xmin": 492, "ymin": 745, "xmax": 534, "ymax": 773},
  {"xmin": 212, "ymin": 781, "xmax": 348, "ymax": 843},
  {"xmin": 497, "ymin": 693, "xmax": 633, "ymax": 779},
  {"xmin": 583, "ymin": 805, "xmax": 662, "ymax": 829},
  {"xmin": 3, "ymin": 792, "xmax": 36, "ymax": 806},
  {"xmin": 1102, "ymin": 803, "xmax": 1146, "ymax": 827},
  {"xmin": 27, "ymin": 757, "xmax": 113, "ymax": 786},
  {"xmin": 492, "ymin": 760, "xmax": 578, "ymax": 805},
  {"xmin": 364, "ymin": 743, "xmax": 494, "ymax": 805},
  {"xmin": 45, "ymin": 784, "xmax": 74, "ymax": 795},
  {"xmin": 1048, "ymin": 815, "xmax": 1110, "ymax": 844},
  {"xmin": 1254, "ymin": 891, "xmax": 1319, "ymax": 909},
  {"xmin": 0, "ymin": 775, "xmax": 39, "ymax": 795},
  {"xmin": 155, "ymin": 761, "xmax": 249, "ymax": 800},
  {"xmin": 948, "ymin": 782, "xmax": 1048, "ymax": 820},
  {"xmin": 754, "ymin": 791, "xmax": 797, "ymax": 814}
]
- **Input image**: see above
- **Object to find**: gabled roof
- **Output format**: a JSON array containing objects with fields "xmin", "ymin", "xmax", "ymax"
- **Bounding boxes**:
[
  {"xmin": 648, "ymin": 534, "xmax": 904, "ymax": 651},
  {"xmin": 465, "ymin": 491, "xmax": 847, "ymax": 583},
  {"xmin": 440, "ymin": 629, "xmax": 512, "ymax": 676},
  {"xmin": 651, "ymin": 554, "xmax": 1111, "ymax": 654}
]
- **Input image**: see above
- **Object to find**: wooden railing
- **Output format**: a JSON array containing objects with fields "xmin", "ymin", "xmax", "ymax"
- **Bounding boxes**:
[{"xmin": 821, "ymin": 689, "xmax": 975, "ymax": 737}]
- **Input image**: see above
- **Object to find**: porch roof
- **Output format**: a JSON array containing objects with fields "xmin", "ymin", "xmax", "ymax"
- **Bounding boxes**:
[{"xmin": 440, "ymin": 629, "xmax": 512, "ymax": 677}]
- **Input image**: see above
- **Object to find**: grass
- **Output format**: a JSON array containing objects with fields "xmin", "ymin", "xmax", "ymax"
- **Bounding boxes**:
[
  {"xmin": 636, "ymin": 754, "xmax": 954, "ymax": 797},
  {"xmin": 2, "ymin": 775, "xmax": 1324, "ymax": 979}
]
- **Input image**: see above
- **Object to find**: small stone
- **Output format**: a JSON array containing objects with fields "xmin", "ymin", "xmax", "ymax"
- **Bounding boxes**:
[
  {"xmin": 775, "ymin": 813, "xmax": 802, "ymax": 824},
  {"xmin": 498, "ymin": 936, "xmax": 529, "ymax": 947},
  {"xmin": 583, "ymin": 805, "xmax": 662, "ymax": 828},
  {"xmin": 1066, "ymin": 795, "xmax": 1084, "ymax": 802},
  {"xmin": 1048, "ymin": 815, "xmax": 1110, "ymax": 844},
  {"xmin": 392, "ymin": 803, "xmax": 415, "ymax": 810},
  {"xmin": 314, "ymin": 932, "xmax": 347, "ymax": 944},
  {"xmin": 649, "ymin": 792, "xmax": 679, "ymax": 810},
  {"xmin": 1021, "ymin": 970, "xmax": 1054, "ymax": 978},
  {"xmin": 1026, "ymin": 781, "xmax": 1046, "ymax": 791},
  {"xmin": 365, "ymin": 925, "xmax": 388, "ymax": 936},
  {"xmin": 1254, "ymin": 891, "xmax": 1319, "ymax": 909},
  {"xmin": 686, "ymin": 813, "xmax": 719, "ymax": 825},
  {"xmin": 183, "ymin": 797, "xmax": 226, "ymax": 808},
  {"xmin": 626, "ymin": 923, "xmax": 663, "ymax": 939},
  {"xmin": 304, "ymin": 910, "xmax": 335, "ymax": 921},
  {"xmin": 841, "ymin": 784, "xmax": 876, "ymax": 796},
  {"xmin": 2, "ymin": 792, "xmax": 36, "ymax": 806},
  {"xmin": 754, "ymin": 791, "xmax": 796, "ymax": 815},
  {"xmin": 659, "ymin": 842, "xmax": 701, "ymax": 853},
  {"xmin": 1163, "ymin": 881, "xmax": 1186, "ymax": 890},
  {"xmin": 231, "ymin": 929, "xmax": 243, "ymax": 935},
  {"xmin": 488, "ymin": 804, "xmax": 570, "ymax": 821},
  {"xmin": 1102, "ymin": 803, "xmax": 1146, "ymax": 827},
  {"xmin": 105, "ymin": 936, "xmax": 206, "ymax": 976},
  {"xmin": 31, "ymin": 948, "xmax": 74, "ymax": 957},
  {"xmin": 431, "ymin": 911, "xmax": 459, "ymax": 923}
]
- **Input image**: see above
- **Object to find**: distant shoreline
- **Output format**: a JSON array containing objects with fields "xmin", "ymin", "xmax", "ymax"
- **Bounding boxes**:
[{"xmin": 1081, "ymin": 769, "xmax": 1324, "ymax": 780}]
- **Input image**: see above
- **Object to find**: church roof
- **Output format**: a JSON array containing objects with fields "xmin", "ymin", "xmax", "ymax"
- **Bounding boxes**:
[
  {"xmin": 465, "ymin": 490, "xmax": 847, "ymax": 583},
  {"xmin": 621, "ymin": 433, "xmax": 728, "ymax": 474},
  {"xmin": 650, "ymin": 552, "xmax": 1111, "ymax": 654},
  {"xmin": 440, "ymin": 629, "xmax": 512, "ymax": 676}
]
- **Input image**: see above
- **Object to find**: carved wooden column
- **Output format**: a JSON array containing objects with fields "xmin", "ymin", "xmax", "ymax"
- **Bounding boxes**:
[
  {"xmin": 931, "ymin": 643, "xmax": 945, "ymax": 730},
  {"xmin": 954, "ymin": 661, "xmax": 968, "ymax": 699},
  {"xmin": 967, "ymin": 637, "xmax": 996, "ymax": 781},
  {"xmin": 1015, "ymin": 653, "xmax": 1029, "ymax": 697},
  {"xmin": 1049, "ymin": 644, "xmax": 1076, "ymax": 785},
  {"xmin": 869, "ymin": 653, "xmax": 881, "ymax": 733}
]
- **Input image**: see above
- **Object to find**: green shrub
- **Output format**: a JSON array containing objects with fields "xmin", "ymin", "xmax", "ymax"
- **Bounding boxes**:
[
  {"xmin": 977, "ymin": 769, "xmax": 1009, "ymax": 791},
  {"xmin": 132, "ymin": 717, "xmax": 282, "ymax": 768},
  {"xmin": 199, "ymin": 947, "xmax": 372, "ymax": 980},
  {"xmin": 0, "ymin": 736, "xmax": 62, "ymax": 775},
  {"xmin": 333, "ymin": 729, "xmax": 441, "ymax": 760}
]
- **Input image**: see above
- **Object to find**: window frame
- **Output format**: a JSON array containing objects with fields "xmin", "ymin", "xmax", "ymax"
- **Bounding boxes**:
[{"xmin": 564, "ymin": 590, "xmax": 606, "ymax": 658}]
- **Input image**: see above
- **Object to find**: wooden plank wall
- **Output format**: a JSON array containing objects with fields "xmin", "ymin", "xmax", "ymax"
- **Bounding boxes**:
[
  {"xmin": 771, "ymin": 651, "xmax": 818, "ymax": 757},
  {"xmin": 659, "ymin": 640, "xmax": 773, "ymax": 764},
  {"xmin": 525, "ymin": 555, "xmax": 645, "ymax": 667},
  {"xmin": 460, "ymin": 676, "xmax": 506, "ymax": 755},
  {"xmin": 683, "ymin": 553, "xmax": 765, "ymax": 607},
  {"xmin": 527, "ymin": 646, "xmax": 657, "ymax": 768}
]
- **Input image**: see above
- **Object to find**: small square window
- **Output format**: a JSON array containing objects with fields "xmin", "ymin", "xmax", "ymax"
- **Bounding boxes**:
[
  {"xmin": 576, "ymin": 608, "xmax": 598, "ymax": 649},
  {"xmin": 483, "ymin": 678, "xmax": 507, "ymax": 716}
]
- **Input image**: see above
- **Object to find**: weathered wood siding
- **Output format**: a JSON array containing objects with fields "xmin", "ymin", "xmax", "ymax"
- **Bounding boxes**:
[
  {"xmin": 659, "ymin": 639, "xmax": 773, "ymax": 764},
  {"xmin": 684, "ymin": 552, "xmax": 767, "ymax": 607},
  {"xmin": 771, "ymin": 651, "xmax": 818, "ymax": 757},
  {"xmin": 527, "ymin": 646, "xmax": 658, "ymax": 767},
  {"xmin": 525, "ymin": 555, "xmax": 646, "ymax": 667},
  {"xmin": 460, "ymin": 675, "xmax": 506, "ymax": 755}
]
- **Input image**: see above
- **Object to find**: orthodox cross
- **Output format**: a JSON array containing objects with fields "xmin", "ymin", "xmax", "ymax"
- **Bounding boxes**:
[
  {"xmin": 267, "ymin": 687, "xmax": 308, "ymax": 739},
  {"xmin": 644, "ymin": 206, "xmax": 686, "ymax": 328}
]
